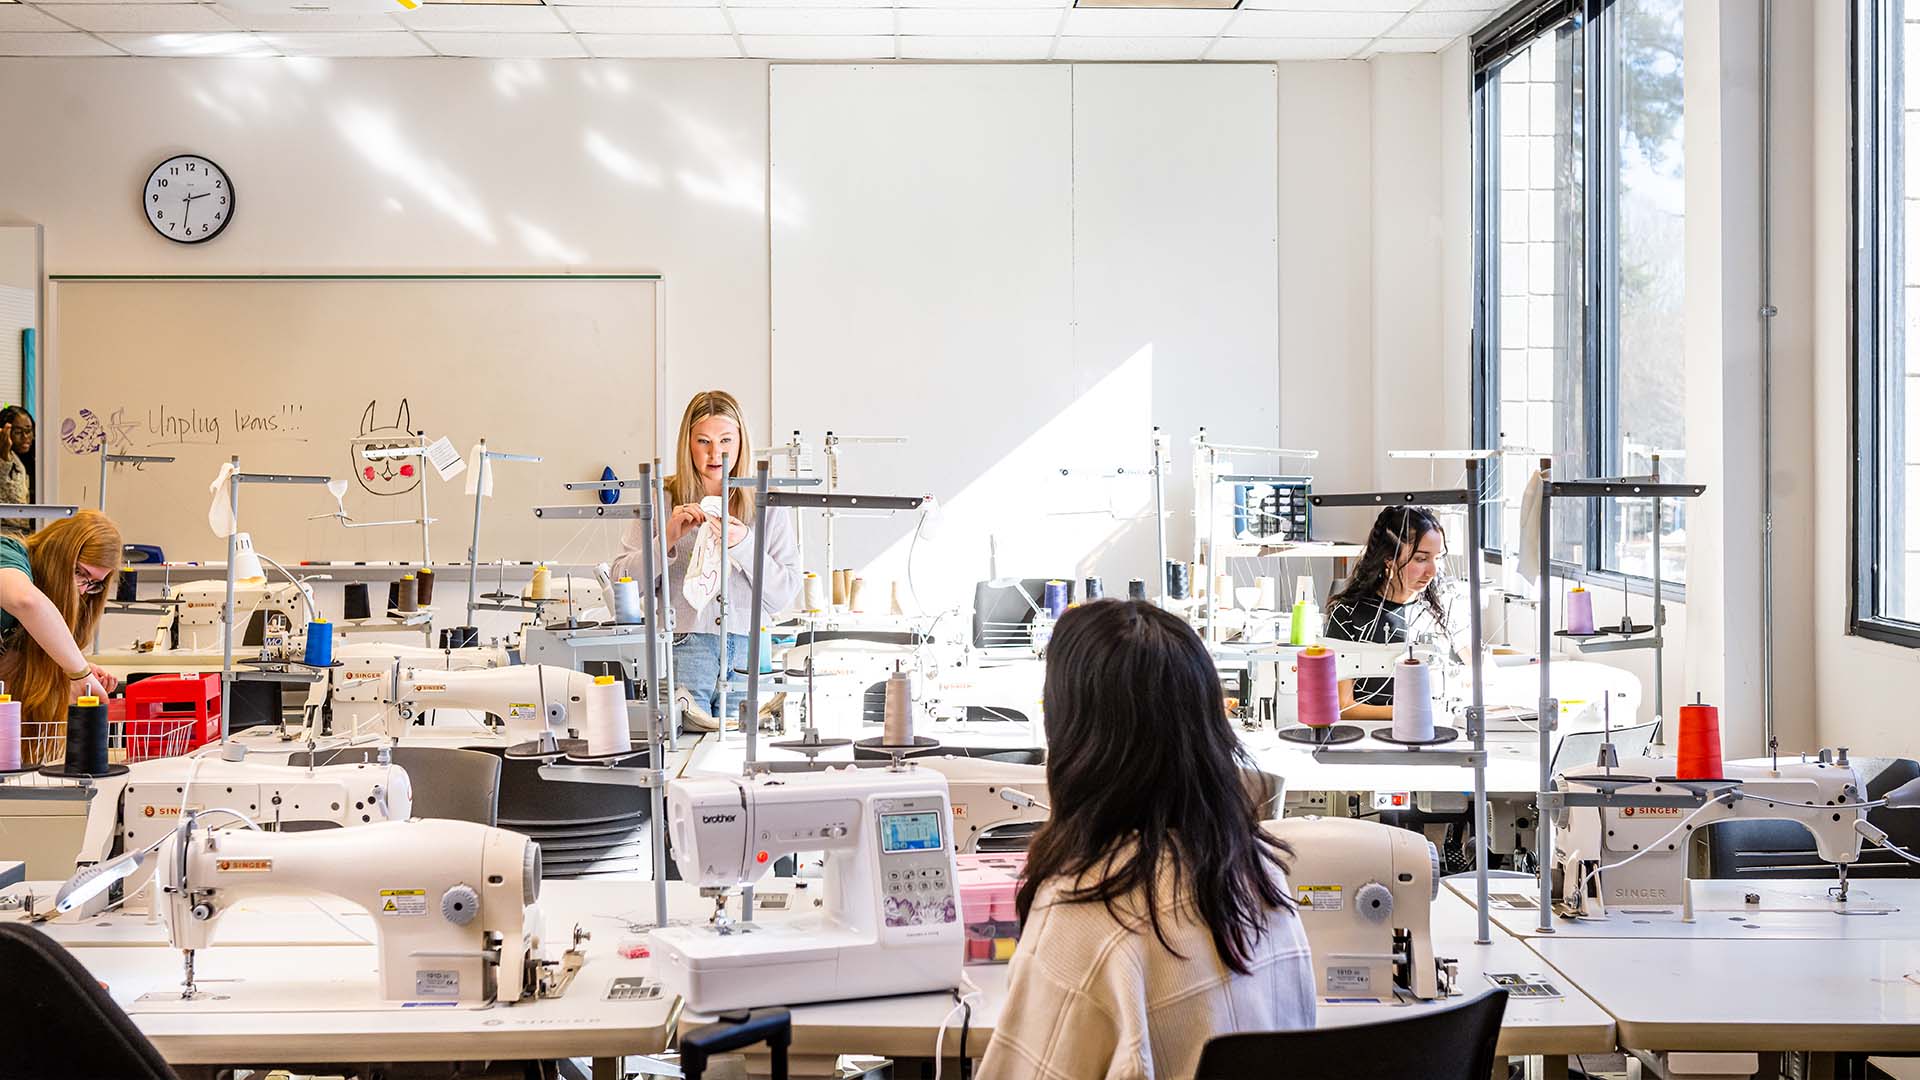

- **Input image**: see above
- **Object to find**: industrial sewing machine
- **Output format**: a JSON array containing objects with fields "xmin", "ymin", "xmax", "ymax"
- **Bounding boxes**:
[
  {"xmin": 60, "ymin": 753, "xmax": 413, "ymax": 916},
  {"xmin": 304, "ymin": 641, "xmax": 513, "ymax": 737},
  {"xmin": 1262, "ymin": 815, "xmax": 1450, "ymax": 1002},
  {"xmin": 144, "ymin": 579, "xmax": 319, "ymax": 655},
  {"xmin": 655, "ymin": 766, "xmax": 963, "ymax": 1012},
  {"xmin": 321, "ymin": 661, "xmax": 602, "ymax": 745},
  {"xmin": 1551, "ymin": 751, "xmax": 1873, "ymax": 916},
  {"xmin": 155, "ymin": 816, "xmax": 548, "ymax": 1004},
  {"xmin": 916, "ymin": 755, "xmax": 1049, "ymax": 853}
]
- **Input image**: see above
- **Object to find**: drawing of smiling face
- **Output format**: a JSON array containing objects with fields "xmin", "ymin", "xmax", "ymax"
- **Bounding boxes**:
[{"xmin": 352, "ymin": 399, "xmax": 420, "ymax": 497}]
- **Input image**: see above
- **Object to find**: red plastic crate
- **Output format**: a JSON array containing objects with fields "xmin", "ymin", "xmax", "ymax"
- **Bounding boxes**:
[{"xmin": 123, "ymin": 672, "xmax": 222, "ymax": 760}]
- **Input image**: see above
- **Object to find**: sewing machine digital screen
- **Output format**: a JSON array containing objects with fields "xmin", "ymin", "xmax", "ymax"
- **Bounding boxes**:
[{"xmin": 880, "ymin": 811, "xmax": 943, "ymax": 853}]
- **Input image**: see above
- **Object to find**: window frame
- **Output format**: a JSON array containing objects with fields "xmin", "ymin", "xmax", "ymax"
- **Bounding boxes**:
[
  {"xmin": 1471, "ymin": 0, "xmax": 1688, "ymax": 599},
  {"xmin": 1849, "ymin": 0, "xmax": 1918, "ymax": 646}
]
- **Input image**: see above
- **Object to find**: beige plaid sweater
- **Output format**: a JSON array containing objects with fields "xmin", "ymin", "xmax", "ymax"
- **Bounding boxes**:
[{"xmin": 980, "ymin": 862, "xmax": 1315, "ymax": 1080}]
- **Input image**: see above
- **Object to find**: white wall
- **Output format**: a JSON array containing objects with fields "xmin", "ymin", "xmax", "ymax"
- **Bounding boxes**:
[{"xmin": 0, "ymin": 58, "xmax": 770, "ymax": 452}]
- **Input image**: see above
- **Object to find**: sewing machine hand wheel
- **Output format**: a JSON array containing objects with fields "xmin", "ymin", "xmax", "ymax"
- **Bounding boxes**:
[{"xmin": 681, "ymin": 1007, "xmax": 792, "ymax": 1080}]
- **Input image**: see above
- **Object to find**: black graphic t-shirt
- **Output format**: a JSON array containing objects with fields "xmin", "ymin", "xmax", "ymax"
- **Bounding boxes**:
[{"xmin": 1323, "ymin": 593, "xmax": 1446, "ymax": 706}]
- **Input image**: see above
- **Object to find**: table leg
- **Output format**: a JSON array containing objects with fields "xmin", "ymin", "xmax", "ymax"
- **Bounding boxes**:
[
  {"xmin": 594, "ymin": 1056, "xmax": 622, "ymax": 1080},
  {"xmin": 1629, "ymin": 1050, "xmax": 1760, "ymax": 1080}
]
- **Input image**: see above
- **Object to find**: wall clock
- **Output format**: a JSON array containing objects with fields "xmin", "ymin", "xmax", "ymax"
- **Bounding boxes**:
[{"xmin": 143, "ymin": 154, "xmax": 234, "ymax": 244}]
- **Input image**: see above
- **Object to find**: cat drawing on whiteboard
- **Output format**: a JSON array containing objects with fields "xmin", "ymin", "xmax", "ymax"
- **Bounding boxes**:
[{"xmin": 353, "ymin": 398, "xmax": 420, "ymax": 498}]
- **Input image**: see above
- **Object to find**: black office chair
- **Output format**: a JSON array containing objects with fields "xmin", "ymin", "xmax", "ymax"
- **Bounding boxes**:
[
  {"xmin": 1194, "ymin": 988, "xmax": 1508, "ymax": 1080},
  {"xmin": 0, "ymin": 923, "xmax": 179, "ymax": 1079},
  {"xmin": 1706, "ymin": 757, "xmax": 1920, "ymax": 881},
  {"xmin": 291, "ymin": 745, "xmax": 503, "ymax": 826}
]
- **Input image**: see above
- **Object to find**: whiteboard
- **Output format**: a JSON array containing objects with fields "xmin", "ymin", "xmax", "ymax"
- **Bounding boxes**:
[
  {"xmin": 770, "ymin": 64, "xmax": 1281, "ymax": 615},
  {"xmin": 47, "ymin": 276, "xmax": 659, "ymax": 564}
]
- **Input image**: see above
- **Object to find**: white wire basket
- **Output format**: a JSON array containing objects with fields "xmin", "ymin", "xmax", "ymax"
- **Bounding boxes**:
[{"xmin": 14, "ymin": 714, "xmax": 198, "ymax": 777}]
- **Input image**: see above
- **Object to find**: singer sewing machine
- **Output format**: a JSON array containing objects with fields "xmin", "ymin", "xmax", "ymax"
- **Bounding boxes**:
[
  {"xmin": 1262, "ymin": 815, "xmax": 1450, "ymax": 1002},
  {"xmin": 62, "ymin": 754, "xmax": 413, "ymax": 916},
  {"xmin": 916, "ymin": 755, "xmax": 1048, "ymax": 853},
  {"xmin": 144, "ymin": 579, "xmax": 318, "ymax": 656},
  {"xmin": 302, "ymin": 641, "xmax": 514, "ymax": 736},
  {"xmin": 655, "ymin": 766, "xmax": 963, "ymax": 1012},
  {"xmin": 155, "ymin": 817, "xmax": 547, "ymax": 1004},
  {"xmin": 1551, "ymin": 751, "xmax": 1872, "ymax": 917},
  {"xmin": 320, "ymin": 661, "xmax": 600, "ymax": 745}
]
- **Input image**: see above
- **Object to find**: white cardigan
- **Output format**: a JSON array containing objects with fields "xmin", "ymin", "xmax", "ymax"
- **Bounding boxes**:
[{"xmin": 609, "ymin": 504, "xmax": 802, "ymax": 637}]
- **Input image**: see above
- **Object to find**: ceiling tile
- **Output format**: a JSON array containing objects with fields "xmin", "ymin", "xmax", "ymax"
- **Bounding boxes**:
[
  {"xmin": 0, "ymin": 6, "xmax": 68, "ymax": 30},
  {"xmin": 1053, "ymin": 34, "xmax": 1208, "ymax": 58},
  {"xmin": 581, "ymin": 31, "xmax": 739, "ymax": 55},
  {"xmin": 896, "ymin": 8, "xmax": 1059, "ymax": 35},
  {"xmin": 1207, "ymin": 35, "xmax": 1365, "ymax": 59},
  {"xmin": 395, "ymin": 4, "xmax": 564, "ymax": 31},
  {"xmin": 41, "ymin": 3, "xmax": 238, "ymax": 32},
  {"xmin": 260, "ymin": 28, "xmax": 428, "ymax": 52},
  {"xmin": 0, "ymin": 29, "xmax": 122, "ymax": 51},
  {"xmin": 1225, "ymin": 9, "xmax": 1399, "ymax": 36},
  {"xmin": 555, "ymin": 5, "xmax": 727, "ymax": 31},
  {"xmin": 896, "ymin": 0, "xmax": 1066, "ymax": 6},
  {"xmin": 1061, "ymin": 8, "xmax": 1229, "ymax": 36},
  {"xmin": 1391, "ymin": 9, "xmax": 1492, "ymax": 36},
  {"xmin": 211, "ymin": 6, "xmax": 402, "ymax": 30},
  {"xmin": 100, "ymin": 30, "xmax": 277, "ymax": 53},
  {"xmin": 728, "ymin": 7, "xmax": 891, "ymax": 34},
  {"xmin": 898, "ymin": 33, "xmax": 1050, "ymax": 58},
  {"xmin": 739, "ymin": 33, "xmax": 891, "ymax": 57},
  {"xmin": 1416, "ymin": 0, "xmax": 1496, "ymax": 10},
  {"xmin": 1366, "ymin": 34, "xmax": 1454, "ymax": 52},
  {"xmin": 417, "ymin": 28, "xmax": 583, "ymax": 52},
  {"xmin": 1239, "ymin": 0, "xmax": 1408, "ymax": 9}
]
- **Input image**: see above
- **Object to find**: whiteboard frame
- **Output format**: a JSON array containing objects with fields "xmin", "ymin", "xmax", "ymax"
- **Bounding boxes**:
[{"xmin": 45, "ymin": 273, "xmax": 664, "ymax": 548}]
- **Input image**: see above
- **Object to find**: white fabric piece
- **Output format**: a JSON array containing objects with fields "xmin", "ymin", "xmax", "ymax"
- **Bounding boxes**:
[
  {"xmin": 1515, "ymin": 466, "xmax": 1545, "ymax": 591},
  {"xmin": 611, "ymin": 502, "xmax": 803, "ymax": 636},
  {"xmin": 462, "ymin": 444, "xmax": 493, "ymax": 497},
  {"xmin": 206, "ymin": 461, "xmax": 239, "ymax": 538},
  {"xmin": 681, "ymin": 495, "xmax": 727, "ymax": 613}
]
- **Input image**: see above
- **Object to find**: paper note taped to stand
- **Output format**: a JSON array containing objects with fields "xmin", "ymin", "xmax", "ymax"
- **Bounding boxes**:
[{"xmin": 427, "ymin": 436, "xmax": 464, "ymax": 482}]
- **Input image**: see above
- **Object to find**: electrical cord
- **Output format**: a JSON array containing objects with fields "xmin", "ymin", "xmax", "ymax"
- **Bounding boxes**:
[
  {"xmin": 960, "ymin": 995, "xmax": 974, "ymax": 1079},
  {"xmin": 933, "ymin": 974, "xmax": 983, "ymax": 1080},
  {"xmin": 1573, "ymin": 790, "xmax": 1736, "ymax": 902}
]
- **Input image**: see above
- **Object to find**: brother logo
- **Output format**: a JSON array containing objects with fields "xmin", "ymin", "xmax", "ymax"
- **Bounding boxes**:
[{"xmin": 701, "ymin": 813, "xmax": 738, "ymax": 825}]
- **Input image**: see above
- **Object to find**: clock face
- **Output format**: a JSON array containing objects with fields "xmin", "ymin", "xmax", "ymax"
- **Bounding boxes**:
[{"xmin": 143, "ymin": 155, "xmax": 233, "ymax": 244}]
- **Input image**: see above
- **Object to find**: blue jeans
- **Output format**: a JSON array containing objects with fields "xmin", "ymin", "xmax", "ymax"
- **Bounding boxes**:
[{"xmin": 674, "ymin": 633, "xmax": 751, "ymax": 719}]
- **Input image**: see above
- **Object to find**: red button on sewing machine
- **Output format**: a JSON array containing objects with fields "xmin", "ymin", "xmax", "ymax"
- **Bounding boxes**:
[{"xmin": 756, "ymin": 851, "xmax": 770, "ymax": 864}]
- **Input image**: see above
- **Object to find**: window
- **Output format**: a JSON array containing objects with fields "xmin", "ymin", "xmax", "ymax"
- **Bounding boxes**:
[
  {"xmin": 1853, "ymin": 0, "xmax": 1920, "ymax": 641},
  {"xmin": 1473, "ymin": 0, "xmax": 1687, "ymax": 587}
]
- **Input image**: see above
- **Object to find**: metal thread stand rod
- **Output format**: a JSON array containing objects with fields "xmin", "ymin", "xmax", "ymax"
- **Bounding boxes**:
[
  {"xmin": 1153, "ymin": 427, "xmax": 1167, "ymax": 603},
  {"xmin": 739, "ymin": 462, "xmax": 773, "ymax": 924},
  {"xmin": 1536, "ymin": 458, "xmax": 1556, "ymax": 934},
  {"xmin": 222, "ymin": 455, "xmax": 241, "ymax": 748},
  {"xmin": 653, "ymin": 459, "xmax": 677, "ymax": 753},
  {"xmin": 1466, "ymin": 458, "xmax": 1491, "ymax": 946},
  {"xmin": 1652, "ymin": 455, "xmax": 1665, "ymax": 743},
  {"xmin": 717, "ymin": 451, "xmax": 731, "ymax": 745},
  {"xmin": 466, "ymin": 439, "xmax": 488, "ymax": 629},
  {"xmin": 635, "ymin": 462, "xmax": 669, "ymax": 928}
]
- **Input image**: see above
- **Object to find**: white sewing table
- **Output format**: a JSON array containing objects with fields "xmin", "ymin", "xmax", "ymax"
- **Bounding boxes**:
[
  {"xmin": 681, "ymin": 886, "xmax": 1617, "ymax": 1076},
  {"xmin": 1449, "ymin": 877, "xmax": 1920, "ymax": 1077},
  {"xmin": 13, "ymin": 877, "xmax": 808, "ymax": 1078}
]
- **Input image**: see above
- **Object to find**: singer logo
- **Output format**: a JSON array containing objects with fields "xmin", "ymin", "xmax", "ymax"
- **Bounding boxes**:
[
  {"xmin": 413, "ymin": 684, "xmax": 447, "ymax": 693},
  {"xmin": 345, "ymin": 671, "xmax": 385, "ymax": 681},
  {"xmin": 1620, "ymin": 807, "xmax": 1683, "ymax": 818},
  {"xmin": 216, "ymin": 858, "xmax": 272, "ymax": 872},
  {"xmin": 141, "ymin": 805, "xmax": 194, "ymax": 818},
  {"xmin": 700, "ymin": 813, "xmax": 738, "ymax": 825}
]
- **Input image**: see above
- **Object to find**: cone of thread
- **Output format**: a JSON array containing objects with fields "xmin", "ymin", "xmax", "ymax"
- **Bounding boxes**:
[
  {"xmin": 1296, "ymin": 646, "xmax": 1339, "ymax": 728},
  {"xmin": 1677, "ymin": 701, "xmax": 1724, "ymax": 779}
]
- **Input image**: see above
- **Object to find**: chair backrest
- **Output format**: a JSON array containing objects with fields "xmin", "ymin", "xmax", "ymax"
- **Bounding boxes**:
[
  {"xmin": 1194, "ymin": 988, "xmax": 1508, "ymax": 1080},
  {"xmin": 0, "ymin": 923, "xmax": 179, "ymax": 1079},
  {"xmin": 1707, "ymin": 756, "xmax": 1920, "ymax": 880},
  {"xmin": 290, "ymin": 745, "xmax": 502, "ymax": 826}
]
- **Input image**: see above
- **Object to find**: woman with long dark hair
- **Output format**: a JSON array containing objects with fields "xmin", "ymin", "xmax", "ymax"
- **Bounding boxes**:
[
  {"xmin": 980, "ymin": 599, "xmax": 1314, "ymax": 1080},
  {"xmin": 1323, "ymin": 505, "xmax": 1450, "ymax": 721}
]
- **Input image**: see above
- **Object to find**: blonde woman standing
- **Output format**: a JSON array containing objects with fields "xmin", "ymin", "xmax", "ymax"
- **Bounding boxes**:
[{"xmin": 613, "ymin": 391, "xmax": 801, "ymax": 728}]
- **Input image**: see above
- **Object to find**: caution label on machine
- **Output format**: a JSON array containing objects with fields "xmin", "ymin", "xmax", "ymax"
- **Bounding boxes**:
[
  {"xmin": 380, "ymin": 888, "xmax": 427, "ymax": 916},
  {"xmin": 1296, "ymin": 884, "xmax": 1344, "ymax": 911}
]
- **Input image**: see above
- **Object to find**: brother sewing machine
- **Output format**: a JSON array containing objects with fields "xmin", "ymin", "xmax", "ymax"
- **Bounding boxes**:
[
  {"xmin": 654, "ymin": 766, "xmax": 963, "ymax": 1012},
  {"xmin": 1551, "ymin": 751, "xmax": 1874, "ymax": 917},
  {"xmin": 156, "ymin": 816, "xmax": 548, "ymax": 1004},
  {"xmin": 1262, "ymin": 815, "xmax": 1451, "ymax": 1002}
]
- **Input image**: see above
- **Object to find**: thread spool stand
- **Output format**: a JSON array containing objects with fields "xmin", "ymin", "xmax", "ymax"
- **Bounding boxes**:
[
  {"xmin": 768, "ymin": 655, "xmax": 851, "ymax": 759},
  {"xmin": 1191, "ymin": 430, "xmax": 1322, "ymax": 647},
  {"xmin": 1528, "ymin": 460, "xmax": 1708, "ymax": 935},
  {"xmin": 1277, "ymin": 724, "xmax": 1365, "ymax": 747}
]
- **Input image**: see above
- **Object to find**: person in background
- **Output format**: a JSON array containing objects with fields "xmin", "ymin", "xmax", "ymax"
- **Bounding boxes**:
[
  {"xmin": 0, "ymin": 406, "xmax": 34, "ymax": 534},
  {"xmin": 981, "ymin": 600, "xmax": 1315, "ymax": 1080},
  {"xmin": 0, "ymin": 509, "xmax": 120, "ymax": 765},
  {"xmin": 610, "ymin": 390, "xmax": 801, "ymax": 730},
  {"xmin": 1322, "ymin": 505, "xmax": 1453, "ymax": 721}
]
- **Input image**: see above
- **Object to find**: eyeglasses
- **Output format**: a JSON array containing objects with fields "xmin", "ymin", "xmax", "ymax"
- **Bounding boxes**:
[{"xmin": 74, "ymin": 567, "xmax": 109, "ymax": 596}]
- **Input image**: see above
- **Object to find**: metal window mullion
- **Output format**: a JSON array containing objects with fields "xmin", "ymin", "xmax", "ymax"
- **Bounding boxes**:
[{"xmin": 1474, "ymin": 69, "xmax": 1502, "ymax": 555}]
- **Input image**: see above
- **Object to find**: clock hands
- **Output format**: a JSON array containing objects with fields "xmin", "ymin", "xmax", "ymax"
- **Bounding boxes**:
[{"xmin": 180, "ymin": 191, "xmax": 209, "ymax": 230}]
